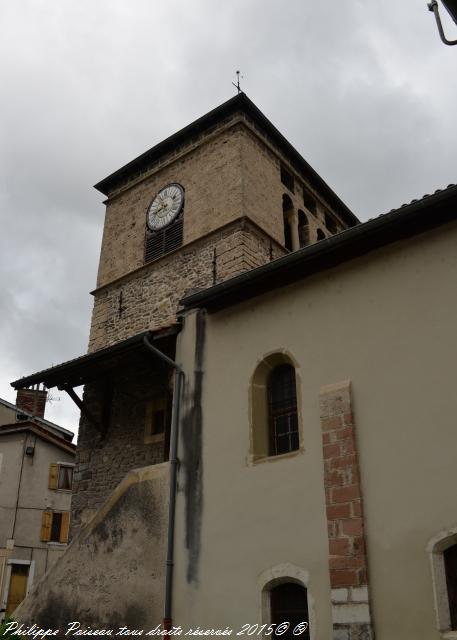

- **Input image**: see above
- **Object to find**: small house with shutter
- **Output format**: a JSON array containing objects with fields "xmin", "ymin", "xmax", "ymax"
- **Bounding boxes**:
[{"xmin": 0, "ymin": 390, "xmax": 75, "ymax": 618}]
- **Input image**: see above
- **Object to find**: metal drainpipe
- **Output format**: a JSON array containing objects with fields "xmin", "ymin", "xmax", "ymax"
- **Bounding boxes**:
[{"xmin": 143, "ymin": 336, "xmax": 184, "ymax": 634}]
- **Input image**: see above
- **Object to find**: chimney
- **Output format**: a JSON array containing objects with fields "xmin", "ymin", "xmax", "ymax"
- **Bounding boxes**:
[{"xmin": 16, "ymin": 387, "xmax": 48, "ymax": 419}]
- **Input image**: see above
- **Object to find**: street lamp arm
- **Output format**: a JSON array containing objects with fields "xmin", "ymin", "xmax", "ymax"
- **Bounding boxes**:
[{"xmin": 428, "ymin": 0, "xmax": 457, "ymax": 45}]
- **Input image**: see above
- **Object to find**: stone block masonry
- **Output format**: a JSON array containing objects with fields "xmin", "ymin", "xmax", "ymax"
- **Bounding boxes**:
[
  {"xmin": 70, "ymin": 358, "xmax": 171, "ymax": 538},
  {"xmin": 88, "ymin": 218, "xmax": 286, "ymax": 353},
  {"xmin": 96, "ymin": 114, "xmax": 349, "ymax": 291},
  {"xmin": 96, "ymin": 122, "xmax": 245, "ymax": 288},
  {"xmin": 320, "ymin": 381, "xmax": 374, "ymax": 640}
]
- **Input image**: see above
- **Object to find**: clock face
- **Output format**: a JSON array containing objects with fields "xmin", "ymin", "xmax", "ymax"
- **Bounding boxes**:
[{"xmin": 147, "ymin": 183, "xmax": 184, "ymax": 231}]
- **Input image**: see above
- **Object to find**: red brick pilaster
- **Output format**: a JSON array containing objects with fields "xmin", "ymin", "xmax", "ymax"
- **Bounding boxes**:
[{"xmin": 320, "ymin": 381, "xmax": 374, "ymax": 640}]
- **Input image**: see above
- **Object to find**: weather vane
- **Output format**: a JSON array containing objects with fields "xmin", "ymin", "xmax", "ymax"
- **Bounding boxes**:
[{"xmin": 232, "ymin": 70, "xmax": 243, "ymax": 94}]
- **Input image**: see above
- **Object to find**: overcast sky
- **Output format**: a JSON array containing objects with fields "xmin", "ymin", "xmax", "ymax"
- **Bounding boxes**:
[{"xmin": 0, "ymin": 0, "xmax": 456, "ymax": 438}]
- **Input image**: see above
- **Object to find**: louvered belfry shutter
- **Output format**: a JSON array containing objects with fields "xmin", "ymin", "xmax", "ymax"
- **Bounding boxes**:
[{"xmin": 144, "ymin": 217, "xmax": 183, "ymax": 263}]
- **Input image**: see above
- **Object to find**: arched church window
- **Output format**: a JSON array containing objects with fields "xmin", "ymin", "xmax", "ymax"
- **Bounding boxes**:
[
  {"xmin": 270, "ymin": 583, "xmax": 310, "ymax": 639},
  {"xmin": 298, "ymin": 210, "xmax": 309, "ymax": 248},
  {"xmin": 249, "ymin": 353, "xmax": 301, "ymax": 462},
  {"xmin": 283, "ymin": 194, "xmax": 294, "ymax": 252}
]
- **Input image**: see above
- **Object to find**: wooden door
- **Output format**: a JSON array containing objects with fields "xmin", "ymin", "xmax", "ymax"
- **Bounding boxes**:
[
  {"xmin": 270, "ymin": 583, "xmax": 310, "ymax": 640},
  {"xmin": 6, "ymin": 564, "xmax": 29, "ymax": 616}
]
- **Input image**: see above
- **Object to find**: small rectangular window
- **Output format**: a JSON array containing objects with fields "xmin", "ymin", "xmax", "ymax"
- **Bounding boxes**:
[
  {"xmin": 41, "ymin": 511, "xmax": 70, "ymax": 544},
  {"xmin": 50, "ymin": 513, "xmax": 62, "ymax": 542},
  {"xmin": 144, "ymin": 396, "xmax": 169, "ymax": 444},
  {"xmin": 58, "ymin": 466, "xmax": 73, "ymax": 490},
  {"xmin": 49, "ymin": 463, "xmax": 73, "ymax": 491},
  {"xmin": 280, "ymin": 165, "xmax": 295, "ymax": 193}
]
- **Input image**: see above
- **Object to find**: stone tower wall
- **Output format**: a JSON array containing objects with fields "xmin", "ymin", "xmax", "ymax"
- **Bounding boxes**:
[
  {"xmin": 240, "ymin": 123, "xmax": 345, "ymax": 243},
  {"xmin": 71, "ymin": 359, "xmax": 170, "ymax": 536},
  {"xmin": 95, "ymin": 114, "xmax": 349, "ymax": 294},
  {"xmin": 96, "ymin": 122, "xmax": 245, "ymax": 289},
  {"xmin": 89, "ymin": 219, "xmax": 285, "ymax": 353}
]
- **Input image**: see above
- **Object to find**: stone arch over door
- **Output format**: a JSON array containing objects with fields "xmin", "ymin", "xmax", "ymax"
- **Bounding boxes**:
[
  {"xmin": 427, "ymin": 524, "xmax": 457, "ymax": 634},
  {"xmin": 257, "ymin": 563, "xmax": 317, "ymax": 639}
]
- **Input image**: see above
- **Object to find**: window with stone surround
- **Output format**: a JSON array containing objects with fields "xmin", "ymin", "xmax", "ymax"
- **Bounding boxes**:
[
  {"xmin": 428, "ymin": 528, "xmax": 457, "ymax": 636},
  {"xmin": 249, "ymin": 352, "xmax": 301, "ymax": 462},
  {"xmin": 144, "ymin": 395, "xmax": 171, "ymax": 445},
  {"xmin": 259, "ymin": 565, "xmax": 314, "ymax": 639}
]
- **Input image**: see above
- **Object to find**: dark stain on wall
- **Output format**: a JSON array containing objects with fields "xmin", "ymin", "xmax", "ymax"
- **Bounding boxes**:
[
  {"xmin": 21, "ymin": 477, "xmax": 166, "ymax": 634},
  {"xmin": 181, "ymin": 309, "xmax": 206, "ymax": 584},
  {"xmin": 34, "ymin": 591, "xmax": 148, "ymax": 636},
  {"xmin": 35, "ymin": 591, "xmax": 79, "ymax": 630}
]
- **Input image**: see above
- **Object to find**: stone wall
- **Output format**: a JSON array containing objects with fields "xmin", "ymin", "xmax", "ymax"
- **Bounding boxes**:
[
  {"xmin": 95, "ymin": 113, "xmax": 350, "ymax": 292},
  {"xmin": 240, "ymin": 115, "xmax": 347, "ymax": 238},
  {"xmin": 89, "ymin": 219, "xmax": 285, "ymax": 353},
  {"xmin": 96, "ymin": 120, "xmax": 245, "ymax": 288},
  {"xmin": 71, "ymin": 358, "xmax": 171, "ymax": 537}
]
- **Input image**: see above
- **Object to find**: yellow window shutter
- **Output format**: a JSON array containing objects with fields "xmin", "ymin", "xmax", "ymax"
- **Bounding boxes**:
[
  {"xmin": 48, "ymin": 463, "xmax": 58, "ymax": 490},
  {"xmin": 40, "ymin": 510, "xmax": 52, "ymax": 542},
  {"xmin": 59, "ymin": 512, "xmax": 70, "ymax": 544}
]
